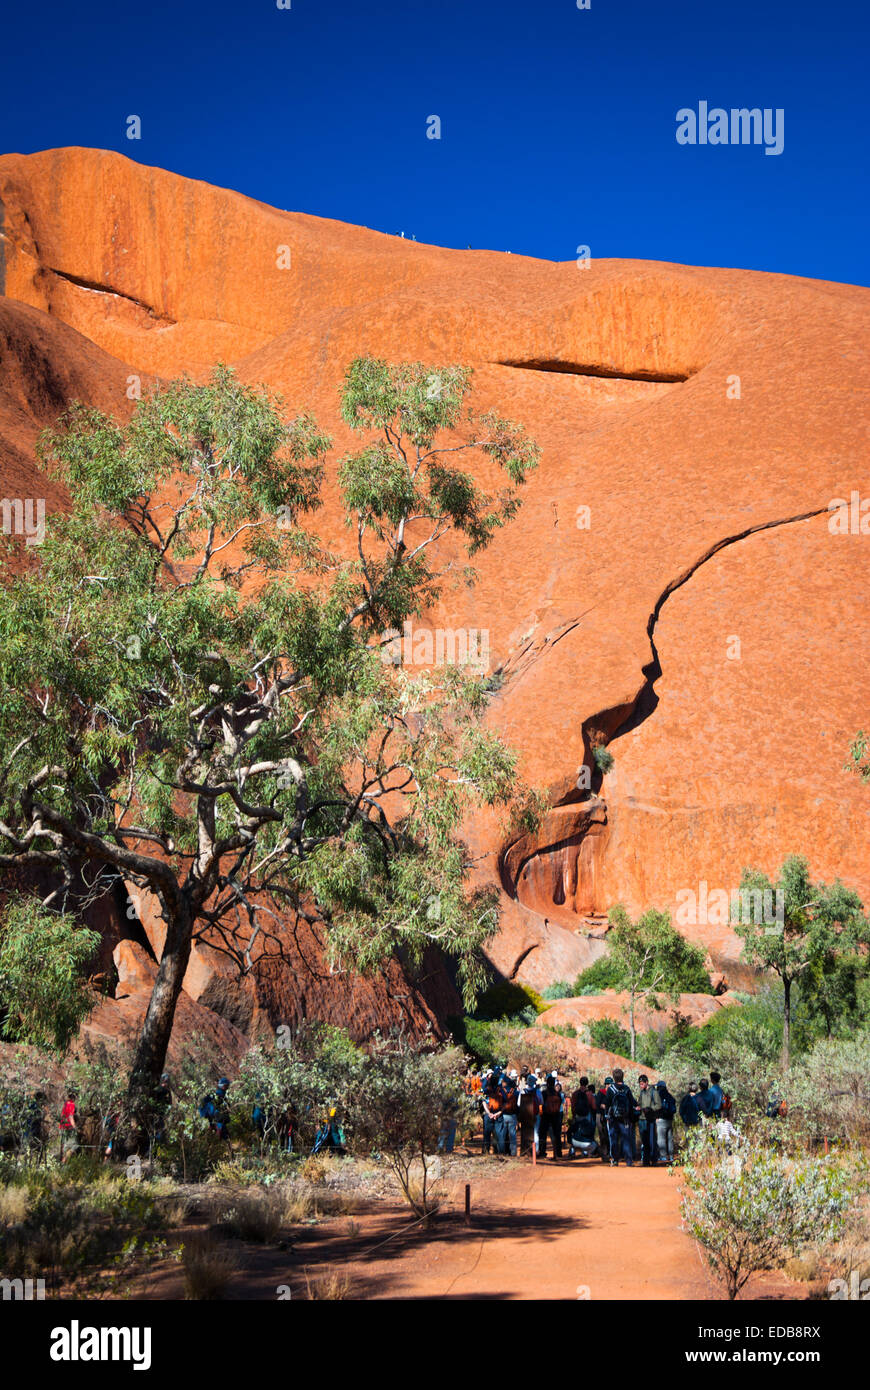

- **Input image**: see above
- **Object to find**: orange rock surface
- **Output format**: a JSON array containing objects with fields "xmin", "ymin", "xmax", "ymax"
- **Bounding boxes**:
[
  {"xmin": 537, "ymin": 989, "xmax": 740, "ymax": 1036},
  {"xmin": 2, "ymin": 147, "xmax": 869, "ymax": 1035}
]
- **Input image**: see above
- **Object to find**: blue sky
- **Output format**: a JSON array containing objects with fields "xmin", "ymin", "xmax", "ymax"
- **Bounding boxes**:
[{"xmin": 2, "ymin": 0, "xmax": 868, "ymax": 285}]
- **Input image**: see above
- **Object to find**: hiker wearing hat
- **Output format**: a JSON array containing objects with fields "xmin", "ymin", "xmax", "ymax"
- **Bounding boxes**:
[{"xmin": 498, "ymin": 1070, "xmax": 520, "ymax": 1156}]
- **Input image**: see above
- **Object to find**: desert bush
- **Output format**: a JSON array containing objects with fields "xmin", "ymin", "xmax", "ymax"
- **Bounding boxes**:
[
  {"xmin": 785, "ymin": 1031, "xmax": 870, "ymax": 1145},
  {"xmin": 233, "ymin": 1025, "xmax": 365, "ymax": 1157},
  {"xmin": 347, "ymin": 1041, "xmax": 467, "ymax": 1220},
  {"xmin": 682, "ymin": 1146, "xmax": 857, "ymax": 1300},
  {"xmin": 592, "ymin": 746, "xmax": 614, "ymax": 775},
  {"xmin": 299, "ymin": 1155, "xmax": 329, "ymax": 1186}
]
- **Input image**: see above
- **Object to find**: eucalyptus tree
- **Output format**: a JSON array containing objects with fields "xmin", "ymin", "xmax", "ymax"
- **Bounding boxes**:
[{"xmin": 0, "ymin": 358, "xmax": 539, "ymax": 1104}]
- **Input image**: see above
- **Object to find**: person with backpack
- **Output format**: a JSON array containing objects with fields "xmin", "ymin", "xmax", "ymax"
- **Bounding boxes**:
[
  {"xmin": 567, "ymin": 1077, "xmax": 600, "ymax": 1160},
  {"xmin": 313, "ymin": 1107, "xmax": 347, "ymax": 1156},
  {"xmin": 679, "ymin": 1084, "xmax": 701, "ymax": 1129},
  {"xmin": 595, "ymin": 1077, "xmax": 612, "ymax": 1158},
  {"xmin": 708, "ymin": 1070, "xmax": 725, "ymax": 1115},
  {"xmin": 604, "ymin": 1069, "xmax": 638, "ymax": 1167},
  {"xmin": 518, "ymin": 1072, "xmax": 540, "ymax": 1157},
  {"xmin": 637, "ymin": 1074, "xmax": 662, "ymax": 1166},
  {"xmin": 654, "ymin": 1079, "xmax": 677, "ymax": 1164},
  {"xmin": 571, "ymin": 1076, "xmax": 596, "ymax": 1120},
  {"xmin": 199, "ymin": 1077, "xmax": 231, "ymax": 1140},
  {"xmin": 538, "ymin": 1075, "xmax": 564, "ymax": 1159},
  {"xmin": 483, "ymin": 1077, "xmax": 504, "ymax": 1155},
  {"xmin": 696, "ymin": 1078, "xmax": 715, "ymax": 1119},
  {"xmin": 498, "ymin": 1071, "xmax": 520, "ymax": 1156}
]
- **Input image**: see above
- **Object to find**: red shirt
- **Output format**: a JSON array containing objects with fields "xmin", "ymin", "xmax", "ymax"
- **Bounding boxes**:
[{"xmin": 59, "ymin": 1101, "xmax": 76, "ymax": 1130}]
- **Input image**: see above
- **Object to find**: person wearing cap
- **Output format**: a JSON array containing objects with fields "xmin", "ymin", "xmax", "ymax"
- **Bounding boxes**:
[{"xmin": 498, "ymin": 1070, "xmax": 520, "ymax": 1156}]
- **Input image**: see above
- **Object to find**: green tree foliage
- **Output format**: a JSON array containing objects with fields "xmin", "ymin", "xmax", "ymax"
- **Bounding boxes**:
[
  {"xmin": 571, "ymin": 954, "xmax": 625, "ymax": 994},
  {"xmin": 733, "ymin": 855, "xmax": 868, "ymax": 1069},
  {"xmin": 0, "ymin": 361, "xmax": 539, "ymax": 1102},
  {"xmin": 0, "ymin": 897, "xmax": 99, "ymax": 1054},
  {"xmin": 605, "ymin": 906, "xmax": 711, "ymax": 1059}
]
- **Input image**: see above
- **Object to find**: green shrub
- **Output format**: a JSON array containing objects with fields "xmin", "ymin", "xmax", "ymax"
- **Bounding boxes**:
[
  {"xmin": 541, "ymin": 981, "xmax": 573, "ymax": 1001},
  {"xmin": 474, "ymin": 980, "xmax": 546, "ymax": 1019},
  {"xmin": 589, "ymin": 1018, "xmax": 631, "ymax": 1055},
  {"xmin": 593, "ymin": 746, "xmax": 614, "ymax": 774},
  {"xmin": 572, "ymin": 956, "xmax": 624, "ymax": 993}
]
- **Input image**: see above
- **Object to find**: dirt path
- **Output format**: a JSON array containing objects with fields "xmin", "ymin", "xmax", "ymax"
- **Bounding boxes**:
[
  {"xmin": 348, "ymin": 1158, "xmax": 715, "ymax": 1301},
  {"xmin": 190, "ymin": 1155, "xmax": 717, "ymax": 1301},
  {"xmin": 135, "ymin": 1153, "xmax": 810, "ymax": 1301}
]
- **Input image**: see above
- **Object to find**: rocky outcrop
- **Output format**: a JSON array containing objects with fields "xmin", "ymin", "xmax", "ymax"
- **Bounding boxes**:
[
  {"xmin": 1, "ymin": 146, "xmax": 869, "ymax": 1034},
  {"xmin": 537, "ymin": 989, "xmax": 741, "ymax": 1036}
]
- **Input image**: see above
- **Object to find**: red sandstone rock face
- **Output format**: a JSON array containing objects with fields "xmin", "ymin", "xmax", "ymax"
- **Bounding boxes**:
[
  {"xmin": 537, "ymin": 990, "xmax": 740, "ymax": 1036},
  {"xmin": 2, "ymin": 147, "xmax": 869, "ymax": 1027}
]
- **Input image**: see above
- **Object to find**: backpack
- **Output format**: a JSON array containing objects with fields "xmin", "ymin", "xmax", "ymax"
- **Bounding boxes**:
[
  {"xmin": 199, "ymin": 1093, "xmax": 217, "ymax": 1121},
  {"xmin": 679, "ymin": 1093, "xmax": 699, "ymax": 1126},
  {"xmin": 608, "ymin": 1085, "xmax": 631, "ymax": 1120},
  {"xmin": 519, "ymin": 1090, "xmax": 538, "ymax": 1121},
  {"xmin": 543, "ymin": 1089, "xmax": 562, "ymax": 1116},
  {"xmin": 500, "ymin": 1085, "xmax": 518, "ymax": 1115},
  {"xmin": 572, "ymin": 1089, "xmax": 591, "ymax": 1118},
  {"xmin": 659, "ymin": 1089, "xmax": 676, "ymax": 1117},
  {"xmin": 721, "ymin": 1092, "xmax": 732, "ymax": 1115}
]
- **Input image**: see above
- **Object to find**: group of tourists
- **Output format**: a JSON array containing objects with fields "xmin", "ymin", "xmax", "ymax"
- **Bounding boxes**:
[
  {"xmin": 4, "ymin": 1063, "xmax": 747, "ymax": 1169},
  {"xmin": 465, "ymin": 1065, "xmax": 735, "ymax": 1166},
  {"xmin": 0, "ymin": 1073, "xmax": 351, "ymax": 1162}
]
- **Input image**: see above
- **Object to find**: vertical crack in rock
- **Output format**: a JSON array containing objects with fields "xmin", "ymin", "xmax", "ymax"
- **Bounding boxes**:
[
  {"xmin": 604, "ymin": 504, "xmax": 833, "ymax": 752},
  {"xmin": 505, "ymin": 506, "xmax": 833, "ymax": 921}
]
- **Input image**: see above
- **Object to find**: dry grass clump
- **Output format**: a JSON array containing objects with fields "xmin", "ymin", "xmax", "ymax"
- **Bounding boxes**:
[
  {"xmin": 299, "ymin": 1156, "xmax": 329, "ymax": 1186},
  {"xmin": 182, "ymin": 1232, "xmax": 240, "ymax": 1300},
  {"xmin": 304, "ymin": 1266, "xmax": 352, "ymax": 1300},
  {"xmin": 0, "ymin": 1185, "xmax": 30, "ymax": 1226}
]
